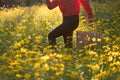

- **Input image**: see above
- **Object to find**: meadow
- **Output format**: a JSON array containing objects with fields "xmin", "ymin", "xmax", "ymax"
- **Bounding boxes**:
[{"xmin": 0, "ymin": 1, "xmax": 120, "ymax": 80}]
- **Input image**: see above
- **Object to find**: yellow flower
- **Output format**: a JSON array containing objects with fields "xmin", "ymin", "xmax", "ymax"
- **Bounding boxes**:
[
  {"xmin": 71, "ymin": 71, "xmax": 78, "ymax": 75},
  {"xmin": 40, "ymin": 55, "xmax": 50, "ymax": 62},
  {"xmin": 104, "ymin": 37, "xmax": 110, "ymax": 42},
  {"xmin": 84, "ymin": 35, "xmax": 91, "ymax": 41},
  {"xmin": 50, "ymin": 66, "xmax": 58, "ymax": 71},
  {"xmin": 64, "ymin": 54, "xmax": 72, "ymax": 60},
  {"xmin": 34, "ymin": 72, "xmax": 40, "ymax": 77},
  {"xmin": 22, "ymin": 26, "xmax": 27, "ymax": 30},
  {"xmin": 97, "ymin": 20, "xmax": 101, "ymax": 24},
  {"xmin": 24, "ymin": 73, "xmax": 31, "ymax": 79},
  {"xmin": 50, "ymin": 76, "xmax": 56, "ymax": 80},
  {"xmin": 16, "ymin": 74, "xmax": 22, "ymax": 78},
  {"xmin": 115, "ymin": 61, "xmax": 120, "ymax": 66},
  {"xmin": 9, "ymin": 61, "xmax": 18, "ymax": 66},
  {"xmin": 70, "ymin": 71, "xmax": 79, "ymax": 78},
  {"xmin": 35, "ymin": 35, "xmax": 41, "ymax": 43},
  {"xmin": 14, "ymin": 42, "xmax": 21, "ymax": 48},
  {"xmin": 97, "ymin": 38, "xmax": 102, "ymax": 42},
  {"xmin": 15, "ymin": 54, "xmax": 22, "ymax": 58},
  {"xmin": 55, "ymin": 63, "xmax": 60, "ymax": 66},
  {"xmin": 112, "ymin": 45, "xmax": 119, "ymax": 50},
  {"xmin": 107, "ymin": 56, "xmax": 113, "ymax": 62},
  {"xmin": 104, "ymin": 29, "xmax": 109, "ymax": 34},
  {"xmin": 116, "ymin": 37, "xmax": 120, "ymax": 42},
  {"xmin": 80, "ymin": 16, "xmax": 85, "ymax": 19},
  {"xmin": 88, "ymin": 50, "xmax": 97, "ymax": 55},
  {"xmin": 102, "ymin": 46, "xmax": 111, "ymax": 52},
  {"xmin": 60, "ymin": 67, "xmax": 64, "ymax": 71},
  {"xmin": 56, "ymin": 54, "xmax": 63, "ymax": 59},
  {"xmin": 49, "ymin": 55, "xmax": 56, "ymax": 61},
  {"xmin": 17, "ymin": 65, "xmax": 23, "ymax": 71},
  {"xmin": 111, "ymin": 67, "xmax": 117, "ymax": 72},
  {"xmin": 8, "ymin": 65, "xmax": 13, "ymax": 69},
  {"xmin": 34, "ymin": 63, "xmax": 40, "ymax": 69},
  {"xmin": 95, "ymin": 71, "xmax": 108, "ymax": 79},
  {"xmin": 20, "ymin": 48, "xmax": 27, "ymax": 53},
  {"xmin": 35, "ymin": 39, "xmax": 40, "ymax": 44},
  {"xmin": 112, "ymin": 35, "xmax": 116, "ymax": 38},
  {"xmin": 81, "ymin": 19, "xmax": 86, "ymax": 23},
  {"xmin": 92, "ymin": 37, "xmax": 96, "ymax": 42},
  {"xmin": 59, "ymin": 63, "xmax": 64, "ymax": 68},
  {"xmin": 43, "ymin": 63, "xmax": 50, "ymax": 71},
  {"xmin": 92, "ymin": 64, "xmax": 100, "ymax": 71},
  {"xmin": 55, "ymin": 71, "xmax": 63, "ymax": 76}
]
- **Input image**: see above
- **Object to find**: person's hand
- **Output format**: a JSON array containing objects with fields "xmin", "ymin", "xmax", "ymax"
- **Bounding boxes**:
[
  {"xmin": 88, "ymin": 18, "xmax": 94, "ymax": 23},
  {"xmin": 86, "ymin": 18, "xmax": 94, "ymax": 25}
]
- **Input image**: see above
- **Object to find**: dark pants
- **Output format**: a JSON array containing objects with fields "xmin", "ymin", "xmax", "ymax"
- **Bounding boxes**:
[{"xmin": 48, "ymin": 15, "xmax": 79, "ymax": 48}]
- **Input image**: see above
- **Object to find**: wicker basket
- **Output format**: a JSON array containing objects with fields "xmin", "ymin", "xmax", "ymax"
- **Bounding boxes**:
[{"xmin": 76, "ymin": 30, "xmax": 102, "ymax": 49}]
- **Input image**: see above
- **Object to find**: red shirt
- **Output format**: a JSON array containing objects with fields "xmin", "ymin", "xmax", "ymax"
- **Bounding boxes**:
[{"xmin": 46, "ymin": 0, "xmax": 93, "ymax": 18}]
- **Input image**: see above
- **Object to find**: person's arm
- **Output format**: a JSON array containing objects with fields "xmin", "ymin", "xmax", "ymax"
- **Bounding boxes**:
[
  {"xmin": 46, "ymin": 0, "xmax": 58, "ymax": 10},
  {"xmin": 80, "ymin": 0, "xmax": 93, "ymax": 22}
]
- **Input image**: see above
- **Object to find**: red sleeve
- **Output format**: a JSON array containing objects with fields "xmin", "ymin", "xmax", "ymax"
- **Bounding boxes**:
[
  {"xmin": 80, "ymin": 0, "xmax": 93, "ymax": 19},
  {"xmin": 46, "ymin": 0, "xmax": 58, "ymax": 10}
]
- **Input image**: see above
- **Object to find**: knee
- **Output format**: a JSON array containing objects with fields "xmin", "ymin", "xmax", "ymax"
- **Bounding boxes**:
[
  {"xmin": 48, "ymin": 32, "xmax": 56, "ymax": 45},
  {"xmin": 48, "ymin": 32, "xmax": 54, "ymax": 40}
]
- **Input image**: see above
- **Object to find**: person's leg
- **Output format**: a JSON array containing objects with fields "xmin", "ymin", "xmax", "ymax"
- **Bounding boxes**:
[
  {"xmin": 48, "ymin": 23, "xmax": 66, "ymax": 46},
  {"xmin": 63, "ymin": 16, "xmax": 79, "ymax": 48},
  {"xmin": 48, "ymin": 15, "xmax": 79, "ymax": 48}
]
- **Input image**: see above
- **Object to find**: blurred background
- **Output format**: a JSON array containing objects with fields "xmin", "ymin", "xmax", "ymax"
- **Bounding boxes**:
[
  {"xmin": 0, "ymin": 0, "xmax": 109, "ymax": 8},
  {"xmin": 0, "ymin": 0, "xmax": 45, "ymax": 7}
]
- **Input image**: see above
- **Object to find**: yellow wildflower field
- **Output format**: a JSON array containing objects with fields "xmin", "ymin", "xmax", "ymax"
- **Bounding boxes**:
[{"xmin": 0, "ymin": 1, "xmax": 120, "ymax": 80}]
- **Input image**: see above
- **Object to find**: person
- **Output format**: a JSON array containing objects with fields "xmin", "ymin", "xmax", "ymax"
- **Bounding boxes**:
[{"xmin": 46, "ymin": 0, "xmax": 93, "ymax": 48}]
